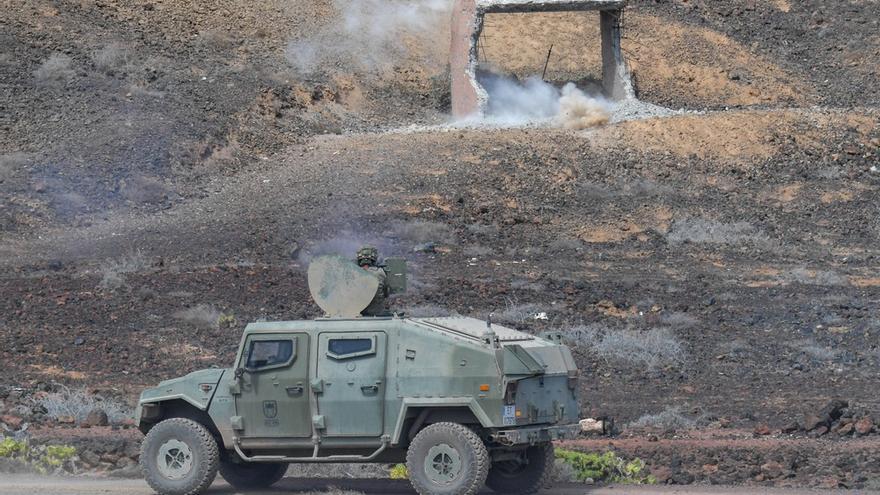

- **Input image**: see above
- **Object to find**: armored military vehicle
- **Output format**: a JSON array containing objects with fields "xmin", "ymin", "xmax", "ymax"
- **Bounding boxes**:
[{"xmin": 136, "ymin": 255, "xmax": 581, "ymax": 495}]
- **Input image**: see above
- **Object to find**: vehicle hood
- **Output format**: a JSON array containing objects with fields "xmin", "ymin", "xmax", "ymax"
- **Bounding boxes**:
[{"xmin": 139, "ymin": 368, "xmax": 227, "ymax": 410}]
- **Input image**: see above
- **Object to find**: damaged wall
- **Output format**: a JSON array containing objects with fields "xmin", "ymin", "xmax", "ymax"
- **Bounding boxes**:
[{"xmin": 451, "ymin": 0, "xmax": 634, "ymax": 118}]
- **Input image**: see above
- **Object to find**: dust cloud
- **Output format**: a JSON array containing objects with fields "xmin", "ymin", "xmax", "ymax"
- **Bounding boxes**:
[
  {"xmin": 285, "ymin": 0, "xmax": 452, "ymax": 76},
  {"xmin": 477, "ymin": 73, "xmax": 613, "ymax": 129}
]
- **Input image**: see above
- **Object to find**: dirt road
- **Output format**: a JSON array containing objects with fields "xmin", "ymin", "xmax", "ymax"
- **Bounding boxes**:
[{"xmin": 0, "ymin": 477, "xmax": 877, "ymax": 495}]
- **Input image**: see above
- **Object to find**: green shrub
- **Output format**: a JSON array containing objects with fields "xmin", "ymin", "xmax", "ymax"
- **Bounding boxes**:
[
  {"xmin": 42, "ymin": 445, "xmax": 77, "ymax": 468},
  {"xmin": 0, "ymin": 438, "xmax": 28, "ymax": 457},
  {"xmin": 0, "ymin": 438, "xmax": 77, "ymax": 473},
  {"xmin": 389, "ymin": 463, "xmax": 409, "ymax": 479},
  {"xmin": 555, "ymin": 449, "xmax": 656, "ymax": 484}
]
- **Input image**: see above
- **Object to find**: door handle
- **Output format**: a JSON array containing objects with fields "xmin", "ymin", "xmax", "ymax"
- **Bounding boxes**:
[
  {"xmin": 286, "ymin": 386, "xmax": 304, "ymax": 396},
  {"xmin": 361, "ymin": 384, "xmax": 379, "ymax": 394}
]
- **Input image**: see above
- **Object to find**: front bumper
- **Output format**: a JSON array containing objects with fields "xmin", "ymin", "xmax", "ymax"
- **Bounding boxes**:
[{"xmin": 491, "ymin": 423, "xmax": 580, "ymax": 446}]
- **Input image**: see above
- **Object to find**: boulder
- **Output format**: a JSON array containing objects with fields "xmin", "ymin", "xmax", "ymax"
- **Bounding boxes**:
[
  {"xmin": 753, "ymin": 424, "xmax": 771, "ymax": 436},
  {"xmin": 80, "ymin": 450, "xmax": 101, "ymax": 467},
  {"xmin": 650, "ymin": 466, "xmax": 672, "ymax": 484},
  {"xmin": 818, "ymin": 399, "xmax": 848, "ymax": 422},
  {"xmin": 0, "ymin": 415, "xmax": 23, "ymax": 429},
  {"xmin": 802, "ymin": 413, "xmax": 827, "ymax": 431},
  {"xmin": 808, "ymin": 425, "xmax": 829, "ymax": 437},
  {"xmin": 854, "ymin": 417, "xmax": 874, "ymax": 436},
  {"xmin": 84, "ymin": 408, "xmax": 110, "ymax": 427}
]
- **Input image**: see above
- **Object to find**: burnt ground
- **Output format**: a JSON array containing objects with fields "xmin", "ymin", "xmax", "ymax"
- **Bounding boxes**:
[{"xmin": 1, "ymin": 0, "xmax": 880, "ymax": 489}]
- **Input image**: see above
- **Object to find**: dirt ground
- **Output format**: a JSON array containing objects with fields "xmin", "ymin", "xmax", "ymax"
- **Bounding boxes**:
[
  {"xmin": 1, "ymin": 0, "xmax": 879, "ymax": 490},
  {"xmin": 0, "ymin": 475, "xmax": 877, "ymax": 495}
]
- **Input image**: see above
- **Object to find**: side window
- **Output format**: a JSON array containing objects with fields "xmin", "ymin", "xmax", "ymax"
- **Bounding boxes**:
[
  {"xmin": 245, "ymin": 340, "xmax": 294, "ymax": 370},
  {"xmin": 327, "ymin": 337, "xmax": 375, "ymax": 360}
]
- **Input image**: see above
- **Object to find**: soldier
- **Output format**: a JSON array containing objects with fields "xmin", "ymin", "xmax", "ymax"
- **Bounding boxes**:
[{"xmin": 356, "ymin": 246, "xmax": 389, "ymax": 316}]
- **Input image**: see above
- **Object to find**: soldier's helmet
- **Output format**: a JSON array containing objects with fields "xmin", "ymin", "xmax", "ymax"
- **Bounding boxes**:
[{"xmin": 356, "ymin": 246, "xmax": 378, "ymax": 266}]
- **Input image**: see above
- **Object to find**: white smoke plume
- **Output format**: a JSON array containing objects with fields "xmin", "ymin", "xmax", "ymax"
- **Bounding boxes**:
[
  {"xmin": 286, "ymin": 0, "xmax": 452, "ymax": 76},
  {"xmin": 478, "ymin": 75, "xmax": 613, "ymax": 129}
]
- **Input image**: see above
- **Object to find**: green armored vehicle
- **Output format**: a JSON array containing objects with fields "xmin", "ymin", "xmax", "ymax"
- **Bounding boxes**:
[{"xmin": 136, "ymin": 255, "xmax": 581, "ymax": 495}]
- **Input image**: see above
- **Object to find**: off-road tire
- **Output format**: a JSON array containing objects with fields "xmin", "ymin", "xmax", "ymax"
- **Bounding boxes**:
[
  {"xmin": 219, "ymin": 460, "xmax": 287, "ymax": 489},
  {"xmin": 486, "ymin": 443, "xmax": 554, "ymax": 494},
  {"xmin": 406, "ymin": 422, "xmax": 490, "ymax": 495},
  {"xmin": 140, "ymin": 418, "xmax": 220, "ymax": 495}
]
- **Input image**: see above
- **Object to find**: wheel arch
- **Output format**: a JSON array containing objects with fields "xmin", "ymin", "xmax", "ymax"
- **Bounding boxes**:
[
  {"xmin": 392, "ymin": 398, "xmax": 492, "ymax": 446},
  {"xmin": 138, "ymin": 399, "xmax": 223, "ymax": 444}
]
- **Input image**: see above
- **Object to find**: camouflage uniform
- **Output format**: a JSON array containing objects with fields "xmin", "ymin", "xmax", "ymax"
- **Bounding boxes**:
[{"xmin": 357, "ymin": 247, "xmax": 389, "ymax": 317}]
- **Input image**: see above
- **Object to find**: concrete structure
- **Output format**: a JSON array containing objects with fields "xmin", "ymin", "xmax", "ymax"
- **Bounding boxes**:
[{"xmin": 451, "ymin": 0, "xmax": 635, "ymax": 118}]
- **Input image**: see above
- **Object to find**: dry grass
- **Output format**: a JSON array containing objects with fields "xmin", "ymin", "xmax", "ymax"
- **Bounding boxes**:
[
  {"xmin": 393, "ymin": 220, "xmax": 455, "ymax": 245},
  {"xmin": 659, "ymin": 311, "xmax": 701, "ymax": 329},
  {"xmin": 91, "ymin": 43, "xmax": 131, "ymax": 73},
  {"xmin": 667, "ymin": 217, "xmax": 773, "ymax": 248},
  {"xmin": 462, "ymin": 244, "xmax": 494, "ymax": 258},
  {"xmin": 629, "ymin": 407, "xmax": 698, "ymax": 432},
  {"xmin": 32, "ymin": 386, "xmax": 132, "ymax": 425},
  {"xmin": 795, "ymin": 340, "xmax": 839, "ymax": 362},
  {"xmin": 784, "ymin": 268, "xmax": 846, "ymax": 286},
  {"xmin": 494, "ymin": 298, "xmax": 542, "ymax": 326},
  {"xmin": 0, "ymin": 152, "xmax": 30, "ymax": 181},
  {"xmin": 174, "ymin": 304, "xmax": 223, "ymax": 329},
  {"xmin": 34, "ymin": 53, "xmax": 75, "ymax": 84},
  {"xmin": 567, "ymin": 324, "xmax": 687, "ymax": 370},
  {"xmin": 97, "ymin": 250, "xmax": 149, "ymax": 291},
  {"xmin": 121, "ymin": 175, "xmax": 172, "ymax": 204}
]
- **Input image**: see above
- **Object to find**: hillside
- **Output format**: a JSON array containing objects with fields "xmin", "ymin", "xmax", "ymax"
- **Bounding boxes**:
[{"xmin": 1, "ymin": 0, "xmax": 879, "ymax": 488}]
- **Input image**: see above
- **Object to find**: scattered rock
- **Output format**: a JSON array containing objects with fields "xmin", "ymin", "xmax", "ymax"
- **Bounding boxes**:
[
  {"xmin": 753, "ymin": 424, "xmax": 771, "ymax": 436},
  {"xmin": 0, "ymin": 415, "xmax": 23, "ymax": 429},
  {"xmin": 761, "ymin": 460, "xmax": 785, "ymax": 479},
  {"xmin": 413, "ymin": 242, "xmax": 436, "ymax": 253},
  {"xmin": 57, "ymin": 415, "xmax": 76, "ymax": 425},
  {"xmin": 808, "ymin": 425, "xmax": 829, "ymax": 437},
  {"xmin": 80, "ymin": 450, "xmax": 101, "ymax": 467},
  {"xmin": 650, "ymin": 466, "xmax": 672, "ymax": 484},
  {"xmin": 836, "ymin": 423, "xmax": 854, "ymax": 436},
  {"xmin": 781, "ymin": 421, "xmax": 799, "ymax": 434}
]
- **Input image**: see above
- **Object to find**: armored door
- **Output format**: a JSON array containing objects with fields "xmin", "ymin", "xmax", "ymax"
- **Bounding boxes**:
[
  {"xmin": 234, "ymin": 333, "xmax": 311, "ymax": 438},
  {"xmin": 315, "ymin": 332, "xmax": 387, "ymax": 437}
]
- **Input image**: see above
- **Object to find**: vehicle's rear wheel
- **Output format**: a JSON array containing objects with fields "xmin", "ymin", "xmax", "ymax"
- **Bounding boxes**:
[
  {"xmin": 486, "ymin": 443, "xmax": 554, "ymax": 495},
  {"xmin": 219, "ymin": 460, "xmax": 287, "ymax": 489},
  {"xmin": 406, "ymin": 422, "xmax": 490, "ymax": 495},
  {"xmin": 140, "ymin": 418, "xmax": 219, "ymax": 495}
]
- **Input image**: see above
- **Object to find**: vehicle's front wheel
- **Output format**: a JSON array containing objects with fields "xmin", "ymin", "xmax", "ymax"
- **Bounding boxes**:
[
  {"xmin": 219, "ymin": 460, "xmax": 287, "ymax": 489},
  {"xmin": 406, "ymin": 422, "xmax": 490, "ymax": 495},
  {"xmin": 486, "ymin": 443, "xmax": 554, "ymax": 494},
  {"xmin": 140, "ymin": 418, "xmax": 220, "ymax": 495}
]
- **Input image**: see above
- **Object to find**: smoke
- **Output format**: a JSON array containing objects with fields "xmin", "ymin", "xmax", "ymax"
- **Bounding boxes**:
[
  {"xmin": 478, "ymin": 74, "xmax": 613, "ymax": 129},
  {"xmin": 285, "ymin": 0, "xmax": 452, "ymax": 77}
]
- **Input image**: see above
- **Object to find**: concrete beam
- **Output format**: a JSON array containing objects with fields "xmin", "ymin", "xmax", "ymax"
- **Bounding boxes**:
[
  {"xmin": 477, "ymin": 0, "xmax": 626, "ymax": 13},
  {"xmin": 600, "ymin": 9, "xmax": 635, "ymax": 101}
]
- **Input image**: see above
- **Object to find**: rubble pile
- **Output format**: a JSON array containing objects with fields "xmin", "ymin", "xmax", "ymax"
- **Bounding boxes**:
[{"xmin": 788, "ymin": 400, "xmax": 876, "ymax": 438}]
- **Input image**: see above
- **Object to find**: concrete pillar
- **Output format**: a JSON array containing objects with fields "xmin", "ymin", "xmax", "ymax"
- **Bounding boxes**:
[
  {"xmin": 450, "ymin": 0, "xmax": 483, "ymax": 118},
  {"xmin": 600, "ymin": 9, "xmax": 635, "ymax": 100}
]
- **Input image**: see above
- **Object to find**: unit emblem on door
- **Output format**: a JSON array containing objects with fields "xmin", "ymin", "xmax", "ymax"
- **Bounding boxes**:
[{"xmin": 263, "ymin": 400, "xmax": 278, "ymax": 418}]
